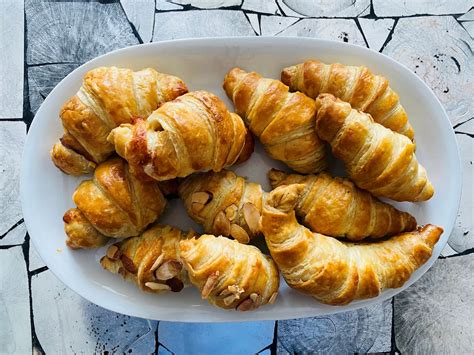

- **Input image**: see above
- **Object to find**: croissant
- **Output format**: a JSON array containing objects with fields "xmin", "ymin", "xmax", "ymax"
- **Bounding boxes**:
[
  {"xmin": 261, "ymin": 184, "xmax": 442, "ymax": 305},
  {"xmin": 100, "ymin": 225, "xmax": 193, "ymax": 293},
  {"xmin": 268, "ymin": 169, "xmax": 417, "ymax": 240},
  {"xmin": 108, "ymin": 91, "xmax": 254, "ymax": 181},
  {"xmin": 281, "ymin": 60, "xmax": 414, "ymax": 139},
  {"xmin": 223, "ymin": 68, "xmax": 327, "ymax": 174},
  {"xmin": 64, "ymin": 157, "xmax": 167, "ymax": 249},
  {"xmin": 179, "ymin": 235, "xmax": 279, "ymax": 310},
  {"xmin": 315, "ymin": 94, "xmax": 434, "ymax": 202},
  {"xmin": 51, "ymin": 66, "xmax": 188, "ymax": 175},
  {"xmin": 178, "ymin": 170, "xmax": 263, "ymax": 244}
]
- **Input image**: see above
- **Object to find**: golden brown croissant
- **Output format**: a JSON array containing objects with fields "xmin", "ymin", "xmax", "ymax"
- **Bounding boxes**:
[
  {"xmin": 178, "ymin": 170, "xmax": 264, "ymax": 244},
  {"xmin": 268, "ymin": 169, "xmax": 417, "ymax": 240},
  {"xmin": 100, "ymin": 225, "xmax": 193, "ymax": 293},
  {"xmin": 108, "ymin": 91, "xmax": 254, "ymax": 181},
  {"xmin": 223, "ymin": 68, "xmax": 327, "ymax": 174},
  {"xmin": 281, "ymin": 60, "xmax": 414, "ymax": 139},
  {"xmin": 51, "ymin": 66, "xmax": 188, "ymax": 175},
  {"xmin": 315, "ymin": 94, "xmax": 434, "ymax": 202},
  {"xmin": 261, "ymin": 184, "xmax": 442, "ymax": 305},
  {"xmin": 64, "ymin": 157, "xmax": 167, "ymax": 249},
  {"xmin": 179, "ymin": 235, "xmax": 279, "ymax": 310}
]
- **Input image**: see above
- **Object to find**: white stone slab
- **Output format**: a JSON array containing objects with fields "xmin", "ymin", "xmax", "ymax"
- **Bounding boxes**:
[
  {"xmin": 394, "ymin": 254, "xmax": 474, "ymax": 353},
  {"xmin": 32, "ymin": 270, "xmax": 157, "ymax": 353},
  {"xmin": 0, "ymin": 246, "xmax": 31, "ymax": 354},
  {"xmin": 276, "ymin": 0, "xmax": 304, "ymax": 17},
  {"xmin": 153, "ymin": 10, "xmax": 255, "ymax": 41},
  {"xmin": 247, "ymin": 13, "xmax": 261, "ymax": 34},
  {"xmin": 0, "ymin": 222, "xmax": 26, "ymax": 246},
  {"xmin": 458, "ymin": 8, "xmax": 474, "ymax": 21},
  {"xmin": 242, "ymin": 0, "xmax": 280, "ymax": 15},
  {"xmin": 156, "ymin": 0, "xmax": 183, "ymax": 10},
  {"xmin": 29, "ymin": 243, "xmax": 46, "ymax": 271},
  {"xmin": 359, "ymin": 18, "xmax": 395, "ymax": 51},
  {"xmin": 260, "ymin": 15, "xmax": 300, "ymax": 37},
  {"xmin": 0, "ymin": 0, "xmax": 24, "ymax": 118},
  {"xmin": 461, "ymin": 21, "xmax": 474, "ymax": 38},
  {"xmin": 121, "ymin": 0, "xmax": 156, "ymax": 42},
  {"xmin": 171, "ymin": 0, "xmax": 241, "ymax": 8},
  {"xmin": 0, "ymin": 122, "xmax": 26, "ymax": 242},
  {"xmin": 382, "ymin": 16, "xmax": 474, "ymax": 127},
  {"xmin": 374, "ymin": 0, "xmax": 472, "ymax": 17},
  {"xmin": 276, "ymin": 18, "xmax": 367, "ymax": 47},
  {"xmin": 278, "ymin": 0, "xmax": 370, "ymax": 17}
]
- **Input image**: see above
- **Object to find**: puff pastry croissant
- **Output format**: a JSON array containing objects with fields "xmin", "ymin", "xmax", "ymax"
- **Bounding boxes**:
[
  {"xmin": 108, "ymin": 91, "xmax": 254, "ymax": 181},
  {"xmin": 223, "ymin": 68, "xmax": 327, "ymax": 173},
  {"xmin": 51, "ymin": 66, "xmax": 188, "ymax": 176},
  {"xmin": 261, "ymin": 184, "xmax": 442, "ymax": 305},
  {"xmin": 101, "ymin": 225, "xmax": 193, "ymax": 293},
  {"xmin": 178, "ymin": 170, "xmax": 264, "ymax": 244},
  {"xmin": 268, "ymin": 169, "xmax": 417, "ymax": 240},
  {"xmin": 64, "ymin": 157, "xmax": 167, "ymax": 249},
  {"xmin": 281, "ymin": 60, "xmax": 414, "ymax": 139},
  {"xmin": 315, "ymin": 94, "xmax": 434, "ymax": 202},
  {"xmin": 179, "ymin": 235, "xmax": 279, "ymax": 310}
]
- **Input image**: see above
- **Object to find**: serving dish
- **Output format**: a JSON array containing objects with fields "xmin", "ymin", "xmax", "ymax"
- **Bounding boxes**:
[{"xmin": 20, "ymin": 37, "xmax": 461, "ymax": 322}]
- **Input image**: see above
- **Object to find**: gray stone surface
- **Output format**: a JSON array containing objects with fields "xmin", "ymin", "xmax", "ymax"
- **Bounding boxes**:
[
  {"xmin": 247, "ymin": 13, "xmax": 261, "ymax": 34},
  {"xmin": 121, "ymin": 0, "xmax": 156, "ymax": 42},
  {"xmin": 459, "ymin": 9, "xmax": 474, "ymax": 21},
  {"xmin": 32, "ymin": 270, "xmax": 158, "ymax": 353},
  {"xmin": 382, "ymin": 16, "xmax": 474, "ymax": 127},
  {"xmin": 359, "ymin": 18, "xmax": 395, "ymax": 51},
  {"xmin": 0, "ymin": 0, "xmax": 24, "ymax": 118},
  {"xmin": 158, "ymin": 321, "xmax": 275, "ymax": 354},
  {"xmin": 276, "ymin": 18, "xmax": 367, "ymax": 46},
  {"xmin": 373, "ymin": 0, "xmax": 473, "ymax": 16},
  {"xmin": 260, "ymin": 15, "xmax": 300, "ymax": 37},
  {"xmin": 0, "ymin": 122, "xmax": 26, "ymax": 244},
  {"xmin": 0, "ymin": 246, "xmax": 31, "ymax": 354},
  {"xmin": 277, "ymin": 300, "xmax": 392, "ymax": 353},
  {"xmin": 171, "ymin": 0, "xmax": 241, "ymax": 8},
  {"xmin": 394, "ymin": 254, "xmax": 474, "ymax": 353},
  {"xmin": 26, "ymin": 0, "xmax": 139, "ymax": 65},
  {"xmin": 0, "ymin": 222, "xmax": 26, "ymax": 246},
  {"xmin": 461, "ymin": 21, "xmax": 474, "ymax": 38},
  {"xmin": 28, "ymin": 64, "xmax": 80, "ymax": 114},
  {"xmin": 242, "ymin": 0, "xmax": 280, "ymax": 15},
  {"xmin": 153, "ymin": 10, "xmax": 255, "ymax": 41},
  {"xmin": 278, "ymin": 0, "xmax": 370, "ymax": 17},
  {"xmin": 29, "ymin": 243, "xmax": 46, "ymax": 271},
  {"xmin": 156, "ymin": 0, "xmax": 183, "ymax": 10}
]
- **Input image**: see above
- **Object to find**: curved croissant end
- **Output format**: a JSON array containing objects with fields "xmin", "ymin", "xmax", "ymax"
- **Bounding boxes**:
[{"xmin": 262, "ymin": 184, "xmax": 442, "ymax": 305}]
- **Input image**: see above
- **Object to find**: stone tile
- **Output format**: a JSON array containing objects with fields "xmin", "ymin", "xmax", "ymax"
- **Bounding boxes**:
[
  {"xmin": 158, "ymin": 345, "xmax": 173, "ymax": 354},
  {"xmin": 277, "ymin": 300, "xmax": 392, "ymax": 353},
  {"xmin": 359, "ymin": 18, "xmax": 395, "ymax": 51},
  {"xmin": 382, "ymin": 16, "xmax": 474, "ymax": 127},
  {"xmin": 28, "ymin": 64, "xmax": 80, "ymax": 114},
  {"xmin": 156, "ymin": 0, "xmax": 183, "ymax": 10},
  {"xmin": 260, "ymin": 15, "xmax": 300, "ymax": 37},
  {"xmin": 247, "ymin": 13, "xmax": 261, "ymax": 35},
  {"xmin": 158, "ymin": 321, "xmax": 275, "ymax": 354},
  {"xmin": 29, "ymin": 242, "xmax": 46, "ymax": 271},
  {"xmin": 32, "ymin": 270, "xmax": 157, "ymax": 353},
  {"xmin": 0, "ymin": 122, "xmax": 26, "ymax": 241},
  {"xmin": 458, "ymin": 9, "xmax": 474, "ymax": 21},
  {"xmin": 276, "ymin": 18, "xmax": 367, "ymax": 46},
  {"xmin": 242, "ymin": 0, "xmax": 280, "ymax": 15},
  {"xmin": 0, "ymin": 0, "xmax": 24, "ymax": 118},
  {"xmin": 26, "ymin": 0, "xmax": 138, "ymax": 65},
  {"xmin": 276, "ymin": 0, "xmax": 304, "ymax": 17},
  {"xmin": 153, "ymin": 10, "xmax": 255, "ymax": 41},
  {"xmin": 394, "ymin": 254, "xmax": 474, "ymax": 353},
  {"xmin": 121, "ymin": 0, "xmax": 156, "ymax": 42},
  {"xmin": 277, "ymin": 0, "xmax": 370, "ymax": 17},
  {"xmin": 0, "ymin": 246, "xmax": 31, "ymax": 354},
  {"xmin": 0, "ymin": 222, "xmax": 26, "ymax": 246},
  {"xmin": 373, "ymin": 0, "xmax": 472, "ymax": 16},
  {"xmin": 171, "ymin": 0, "xmax": 241, "ymax": 8},
  {"xmin": 461, "ymin": 21, "xmax": 474, "ymax": 38}
]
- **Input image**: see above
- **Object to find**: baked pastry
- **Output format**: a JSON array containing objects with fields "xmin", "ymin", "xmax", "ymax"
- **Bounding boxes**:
[
  {"xmin": 64, "ymin": 157, "xmax": 167, "ymax": 249},
  {"xmin": 51, "ymin": 66, "xmax": 188, "ymax": 175},
  {"xmin": 108, "ymin": 91, "xmax": 254, "ymax": 181},
  {"xmin": 315, "ymin": 94, "xmax": 433, "ymax": 202},
  {"xmin": 100, "ymin": 225, "xmax": 193, "ymax": 293},
  {"xmin": 179, "ymin": 235, "xmax": 279, "ymax": 310},
  {"xmin": 178, "ymin": 170, "xmax": 263, "ymax": 244},
  {"xmin": 261, "ymin": 184, "xmax": 442, "ymax": 305},
  {"xmin": 281, "ymin": 60, "xmax": 414, "ymax": 139},
  {"xmin": 268, "ymin": 169, "xmax": 417, "ymax": 240},
  {"xmin": 223, "ymin": 68, "xmax": 327, "ymax": 174}
]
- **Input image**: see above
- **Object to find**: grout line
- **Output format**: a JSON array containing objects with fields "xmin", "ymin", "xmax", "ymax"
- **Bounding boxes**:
[
  {"xmin": 379, "ymin": 17, "xmax": 398, "ymax": 53},
  {"xmin": 453, "ymin": 116, "xmax": 474, "ymax": 129},
  {"xmin": 354, "ymin": 18, "xmax": 370, "ymax": 48},
  {"xmin": 0, "ymin": 219, "xmax": 24, "ymax": 240},
  {"xmin": 29, "ymin": 266, "xmax": 49, "ymax": 276},
  {"xmin": 117, "ymin": 0, "xmax": 144, "ymax": 44}
]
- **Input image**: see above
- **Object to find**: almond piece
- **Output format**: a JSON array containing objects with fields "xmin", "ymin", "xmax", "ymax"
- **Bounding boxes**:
[
  {"xmin": 230, "ymin": 224, "xmax": 250, "ymax": 244},
  {"xmin": 106, "ymin": 244, "xmax": 121, "ymax": 261},
  {"xmin": 155, "ymin": 260, "xmax": 182, "ymax": 280},
  {"xmin": 250, "ymin": 293, "xmax": 259, "ymax": 303},
  {"xmin": 191, "ymin": 191, "xmax": 211, "ymax": 205},
  {"xmin": 236, "ymin": 298, "xmax": 255, "ymax": 311},
  {"xmin": 243, "ymin": 202, "xmax": 261, "ymax": 236},
  {"xmin": 150, "ymin": 254, "xmax": 164, "ymax": 272},
  {"xmin": 223, "ymin": 294, "xmax": 239, "ymax": 306},
  {"xmin": 213, "ymin": 211, "xmax": 231, "ymax": 236},
  {"xmin": 192, "ymin": 202, "xmax": 206, "ymax": 213},
  {"xmin": 201, "ymin": 271, "xmax": 220, "ymax": 299},
  {"xmin": 268, "ymin": 292, "xmax": 278, "ymax": 304},
  {"xmin": 121, "ymin": 255, "xmax": 137, "ymax": 274},
  {"xmin": 145, "ymin": 282, "xmax": 171, "ymax": 292},
  {"xmin": 225, "ymin": 204, "xmax": 238, "ymax": 221}
]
